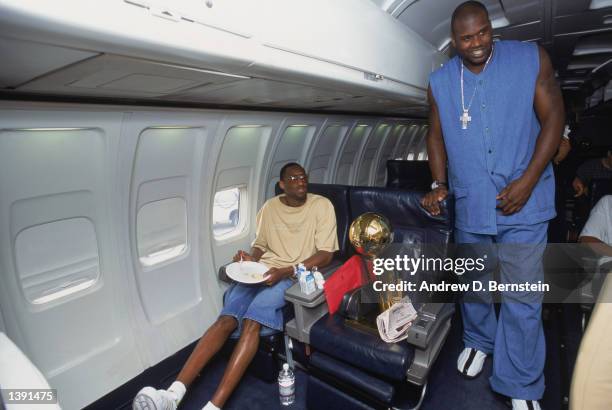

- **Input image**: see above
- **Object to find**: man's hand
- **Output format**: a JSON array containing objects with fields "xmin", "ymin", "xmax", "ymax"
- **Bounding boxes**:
[
  {"xmin": 554, "ymin": 138, "xmax": 571, "ymax": 164},
  {"xmin": 572, "ymin": 177, "xmax": 588, "ymax": 197},
  {"xmin": 421, "ymin": 187, "xmax": 448, "ymax": 216},
  {"xmin": 263, "ymin": 267, "xmax": 291, "ymax": 286},
  {"xmin": 496, "ymin": 177, "xmax": 535, "ymax": 215},
  {"xmin": 233, "ymin": 250, "xmax": 256, "ymax": 262}
]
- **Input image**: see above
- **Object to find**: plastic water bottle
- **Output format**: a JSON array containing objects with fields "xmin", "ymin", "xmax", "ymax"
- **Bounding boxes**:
[{"xmin": 278, "ymin": 363, "xmax": 295, "ymax": 406}]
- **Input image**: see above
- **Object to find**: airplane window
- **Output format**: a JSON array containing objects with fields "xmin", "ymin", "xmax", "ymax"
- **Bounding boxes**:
[
  {"xmin": 14, "ymin": 217, "xmax": 100, "ymax": 305},
  {"xmin": 137, "ymin": 197, "xmax": 188, "ymax": 267},
  {"xmin": 212, "ymin": 187, "xmax": 243, "ymax": 239}
]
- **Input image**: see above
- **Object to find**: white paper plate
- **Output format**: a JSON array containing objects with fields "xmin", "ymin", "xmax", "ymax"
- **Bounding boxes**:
[{"xmin": 226, "ymin": 261, "xmax": 269, "ymax": 284}]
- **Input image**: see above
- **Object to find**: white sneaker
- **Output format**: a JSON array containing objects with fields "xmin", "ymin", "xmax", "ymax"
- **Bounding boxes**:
[
  {"xmin": 202, "ymin": 401, "xmax": 221, "ymax": 410},
  {"xmin": 133, "ymin": 386, "xmax": 179, "ymax": 410},
  {"xmin": 511, "ymin": 399, "xmax": 541, "ymax": 410},
  {"xmin": 457, "ymin": 347, "xmax": 487, "ymax": 378}
]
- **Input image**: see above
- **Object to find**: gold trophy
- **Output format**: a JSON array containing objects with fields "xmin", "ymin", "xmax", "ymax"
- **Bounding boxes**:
[{"xmin": 348, "ymin": 213, "xmax": 399, "ymax": 312}]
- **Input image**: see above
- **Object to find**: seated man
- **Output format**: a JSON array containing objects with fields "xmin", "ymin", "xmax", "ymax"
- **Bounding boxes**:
[
  {"xmin": 572, "ymin": 149, "xmax": 612, "ymax": 197},
  {"xmin": 133, "ymin": 162, "xmax": 338, "ymax": 410},
  {"xmin": 579, "ymin": 194, "xmax": 612, "ymax": 257}
]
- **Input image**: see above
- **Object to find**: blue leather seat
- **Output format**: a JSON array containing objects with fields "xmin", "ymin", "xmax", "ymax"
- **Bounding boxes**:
[
  {"xmin": 306, "ymin": 187, "xmax": 454, "ymax": 409},
  {"xmin": 349, "ymin": 186, "xmax": 452, "ymax": 245},
  {"xmin": 311, "ymin": 313, "xmax": 415, "ymax": 382},
  {"xmin": 307, "ymin": 183, "xmax": 353, "ymax": 260}
]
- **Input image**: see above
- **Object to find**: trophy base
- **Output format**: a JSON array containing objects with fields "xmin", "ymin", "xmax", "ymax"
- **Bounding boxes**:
[{"xmin": 345, "ymin": 309, "xmax": 379, "ymax": 335}]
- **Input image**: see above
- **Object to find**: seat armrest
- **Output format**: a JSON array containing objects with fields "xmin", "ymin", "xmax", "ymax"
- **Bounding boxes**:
[
  {"xmin": 218, "ymin": 263, "xmax": 233, "ymax": 284},
  {"xmin": 285, "ymin": 283, "xmax": 329, "ymax": 344},
  {"xmin": 285, "ymin": 283, "xmax": 326, "ymax": 308},
  {"xmin": 284, "ymin": 258, "xmax": 344, "ymax": 307},
  {"xmin": 339, "ymin": 285, "xmax": 378, "ymax": 321},
  {"xmin": 318, "ymin": 258, "xmax": 344, "ymax": 278},
  {"xmin": 284, "ymin": 263, "xmax": 344, "ymax": 344}
]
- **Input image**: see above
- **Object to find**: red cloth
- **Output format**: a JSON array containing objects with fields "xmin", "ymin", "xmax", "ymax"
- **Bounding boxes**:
[{"xmin": 324, "ymin": 255, "xmax": 368, "ymax": 315}]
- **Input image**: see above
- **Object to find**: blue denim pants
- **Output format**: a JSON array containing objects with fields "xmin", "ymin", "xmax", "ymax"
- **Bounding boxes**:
[
  {"xmin": 457, "ymin": 222, "xmax": 548, "ymax": 400},
  {"xmin": 220, "ymin": 278, "xmax": 293, "ymax": 334}
]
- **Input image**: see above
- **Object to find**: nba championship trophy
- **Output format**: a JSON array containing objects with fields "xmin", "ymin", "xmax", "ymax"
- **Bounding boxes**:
[{"xmin": 349, "ymin": 213, "xmax": 398, "ymax": 311}]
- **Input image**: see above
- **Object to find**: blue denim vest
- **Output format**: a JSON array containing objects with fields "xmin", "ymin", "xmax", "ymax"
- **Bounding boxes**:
[{"xmin": 430, "ymin": 40, "xmax": 556, "ymax": 235}]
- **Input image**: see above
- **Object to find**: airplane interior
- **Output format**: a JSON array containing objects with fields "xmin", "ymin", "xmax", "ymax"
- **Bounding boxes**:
[{"xmin": 0, "ymin": 1, "xmax": 611, "ymax": 409}]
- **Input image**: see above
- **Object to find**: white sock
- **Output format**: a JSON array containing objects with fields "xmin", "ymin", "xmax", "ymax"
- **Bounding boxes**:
[
  {"xmin": 202, "ymin": 401, "xmax": 221, "ymax": 410},
  {"xmin": 168, "ymin": 381, "xmax": 186, "ymax": 403}
]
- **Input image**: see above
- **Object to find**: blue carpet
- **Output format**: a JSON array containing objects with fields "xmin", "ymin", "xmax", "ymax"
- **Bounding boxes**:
[
  {"xmin": 421, "ymin": 308, "xmax": 512, "ymax": 410},
  {"xmin": 181, "ymin": 357, "xmax": 307, "ymax": 410}
]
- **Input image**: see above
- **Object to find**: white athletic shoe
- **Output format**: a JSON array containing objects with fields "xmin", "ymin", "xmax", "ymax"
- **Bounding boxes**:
[
  {"xmin": 457, "ymin": 347, "xmax": 487, "ymax": 378},
  {"xmin": 133, "ymin": 386, "xmax": 180, "ymax": 410},
  {"xmin": 202, "ymin": 401, "xmax": 221, "ymax": 410},
  {"xmin": 511, "ymin": 399, "xmax": 542, "ymax": 410}
]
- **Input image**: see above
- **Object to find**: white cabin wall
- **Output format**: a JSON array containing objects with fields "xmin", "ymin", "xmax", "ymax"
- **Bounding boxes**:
[
  {"xmin": 119, "ymin": 112, "xmax": 223, "ymax": 371},
  {"xmin": 263, "ymin": 118, "xmax": 323, "ymax": 199},
  {"xmin": 355, "ymin": 121, "xmax": 391, "ymax": 186},
  {"xmin": 372, "ymin": 123, "xmax": 409, "ymax": 186},
  {"xmin": 209, "ymin": 114, "xmax": 280, "ymax": 275},
  {"xmin": 0, "ymin": 101, "xmax": 422, "ymax": 409},
  {"xmin": 335, "ymin": 121, "xmax": 376, "ymax": 185},
  {"xmin": 0, "ymin": 109, "xmax": 145, "ymax": 410},
  {"xmin": 405, "ymin": 124, "xmax": 429, "ymax": 160},
  {"xmin": 0, "ymin": 309, "xmax": 5, "ymax": 334},
  {"xmin": 393, "ymin": 122, "xmax": 420, "ymax": 159},
  {"xmin": 304, "ymin": 121, "xmax": 351, "ymax": 184},
  {"xmin": 412, "ymin": 125, "xmax": 430, "ymax": 160}
]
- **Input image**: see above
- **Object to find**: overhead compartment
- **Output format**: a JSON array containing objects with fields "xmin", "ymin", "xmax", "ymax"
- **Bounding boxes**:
[{"xmin": 0, "ymin": 0, "xmax": 446, "ymax": 115}]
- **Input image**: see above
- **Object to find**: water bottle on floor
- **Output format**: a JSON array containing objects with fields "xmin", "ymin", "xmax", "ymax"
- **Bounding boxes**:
[{"xmin": 278, "ymin": 363, "xmax": 295, "ymax": 406}]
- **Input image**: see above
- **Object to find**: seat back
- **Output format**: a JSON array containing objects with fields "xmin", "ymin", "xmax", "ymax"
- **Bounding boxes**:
[
  {"xmin": 385, "ymin": 160, "xmax": 432, "ymax": 191},
  {"xmin": 308, "ymin": 183, "xmax": 352, "ymax": 259},
  {"xmin": 348, "ymin": 186, "xmax": 453, "ymax": 301},
  {"xmin": 589, "ymin": 178, "xmax": 612, "ymax": 209},
  {"xmin": 349, "ymin": 186, "xmax": 453, "ymax": 246}
]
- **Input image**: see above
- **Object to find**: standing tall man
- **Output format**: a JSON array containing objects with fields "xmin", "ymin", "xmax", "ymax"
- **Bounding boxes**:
[{"xmin": 421, "ymin": 2, "xmax": 564, "ymax": 409}]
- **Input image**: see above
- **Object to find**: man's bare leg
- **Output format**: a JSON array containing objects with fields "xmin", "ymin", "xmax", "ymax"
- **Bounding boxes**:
[
  {"xmin": 176, "ymin": 315, "xmax": 239, "ymax": 387},
  {"xmin": 209, "ymin": 318, "xmax": 261, "ymax": 408}
]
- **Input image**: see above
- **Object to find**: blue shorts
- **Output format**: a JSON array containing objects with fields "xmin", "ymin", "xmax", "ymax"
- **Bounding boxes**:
[{"xmin": 220, "ymin": 279, "xmax": 293, "ymax": 334}]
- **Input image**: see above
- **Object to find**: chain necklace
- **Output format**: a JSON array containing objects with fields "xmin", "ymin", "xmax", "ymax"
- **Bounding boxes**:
[{"xmin": 460, "ymin": 45, "xmax": 494, "ymax": 130}]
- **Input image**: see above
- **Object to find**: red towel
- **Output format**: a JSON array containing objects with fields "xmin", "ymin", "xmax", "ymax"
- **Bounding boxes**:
[{"xmin": 324, "ymin": 255, "xmax": 369, "ymax": 315}]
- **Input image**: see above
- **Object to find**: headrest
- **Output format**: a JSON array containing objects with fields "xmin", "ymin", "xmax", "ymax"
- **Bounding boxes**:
[
  {"xmin": 349, "ymin": 186, "xmax": 453, "ymax": 245},
  {"xmin": 308, "ymin": 183, "xmax": 352, "ymax": 259},
  {"xmin": 386, "ymin": 160, "xmax": 432, "ymax": 191}
]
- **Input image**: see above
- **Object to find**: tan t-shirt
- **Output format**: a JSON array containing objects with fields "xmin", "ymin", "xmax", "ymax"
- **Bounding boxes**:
[{"xmin": 252, "ymin": 193, "xmax": 339, "ymax": 269}]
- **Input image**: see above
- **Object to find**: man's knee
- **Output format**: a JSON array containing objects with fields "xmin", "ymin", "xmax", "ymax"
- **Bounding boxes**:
[
  {"xmin": 216, "ymin": 315, "xmax": 238, "ymax": 332},
  {"xmin": 242, "ymin": 318, "xmax": 261, "ymax": 334}
]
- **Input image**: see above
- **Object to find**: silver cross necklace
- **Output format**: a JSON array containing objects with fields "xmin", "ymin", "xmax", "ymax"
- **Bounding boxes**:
[{"xmin": 460, "ymin": 45, "xmax": 494, "ymax": 130}]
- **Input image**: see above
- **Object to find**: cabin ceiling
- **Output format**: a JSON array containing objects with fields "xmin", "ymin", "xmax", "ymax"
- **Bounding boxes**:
[
  {"xmin": 1, "ymin": 1, "xmax": 612, "ymax": 115},
  {"xmin": 374, "ymin": 0, "xmax": 612, "ymax": 111}
]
